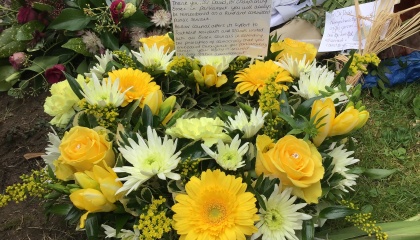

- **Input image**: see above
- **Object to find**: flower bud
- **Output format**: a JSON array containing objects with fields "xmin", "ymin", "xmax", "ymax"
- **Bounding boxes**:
[
  {"xmin": 9, "ymin": 52, "xmax": 27, "ymax": 70},
  {"xmin": 329, "ymin": 106, "xmax": 359, "ymax": 136},
  {"xmin": 354, "ymin": 110, "xmax": 369, "ymax": 130},
  {"xmin": 74, "ymin": 172, "xmax": 99, "ymax": 190},
  {"xmin": 142, "ymin": 89, "xmax": 163, "ymax": 115},
  {"xmin": 122, "ymin": 3, "xmax": 136, "ymax": 18},
  {"xmin": 159, "ymin": 96, "xmax": 176, "ymax": 121}
]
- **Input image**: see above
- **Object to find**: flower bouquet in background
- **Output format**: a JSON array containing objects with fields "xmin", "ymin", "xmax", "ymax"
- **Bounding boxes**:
[
  {"xmin": 1, "ymin": 34, "xmax": 397, "ymax": 240},
  {"xmin": 0, "ymin": 0, "xmax": 170, "ymax": 98}
]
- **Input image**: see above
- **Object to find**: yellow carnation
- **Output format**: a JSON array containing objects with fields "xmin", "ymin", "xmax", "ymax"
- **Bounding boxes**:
[{"xmin": 165, "ymin": 117, "xmax": 230, "ymax": 146}]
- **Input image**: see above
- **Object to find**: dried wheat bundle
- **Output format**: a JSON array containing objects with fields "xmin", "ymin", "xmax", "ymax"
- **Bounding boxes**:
[{"xmin": 337, "ymin": 0, "xmax": 420, "ymax": 85}]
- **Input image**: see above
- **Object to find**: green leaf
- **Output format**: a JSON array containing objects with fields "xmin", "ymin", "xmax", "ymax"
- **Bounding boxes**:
[
  {"xmin": 76, "ymin": 59, "xmax": 89, "ymax": 74},
  {"xmin": 100, "ymin": 32, "xmax": 119, "ymax": 50},
  {"xmin": 140, "ymin": 188, "xmax": 153, "ymax": 203},
  {"xmin": 16, "ymin": 21, "xmax": 45, "ymax": 41},
  {"xmin": 25, "ymin": 56, "xmax": 60, "ymax": 73},
  {"xmin": 0, "ymin": 66, "xmax": 18, "ymax": 91},
  {"xmin": 65, "ymin": 206, "xmax": 83, "ymax": 224},
  {"xmin": 115, "ymin": 214, "xmax": 131, "ymax": 235},
  {"xmin": 49, "ymin": 8, "xmax": 92, "ymax": 31},
  {"xmin": 90, "ymin": 0, "xmax": 106, "ymax": 7},
  {"xmin": 64, "ymin": 72, "xmax": 84, "ymax": 99},
  {"xmin": 32, "ymin": 2, "xmax": 54, "ymax": 12},
  {"xmin": 364, "ymin": 168, "xmax": 397, "ymax": 180},
  {"xmin": 279, "ymin": 91, "xmax": 291, "ymax": 116},
  {"xmin": 0, "ymin": 26, "xmax": 26, "ymax": 58},
  {"xmin": 141, "ymin": 105, "xmax": 154, "ymax": 129},
  {"xmin": 295, "ymin": 96, "xmax": 323, "ymax": 117},
  {"xmin": 62, "ymin": 38, "xmax": 93, "ymax": 57},
  {"xmin": 85, "ymin": 213, "xmax": 99, "ymax": 240},
  {"xmin": 333, "ymin": 54, "xmax": 354, "ymax": 87},
  {"xmin": 123, "ymin": 11, "xmax": 153, "ymax": 29},
  {"xmin": 302, "ymin": 219, "xmax": 315, "ymax": 240},
  {"xmin": 48, "ymin": 204, "xmax": 73, "ymax": 215},
  {"xmin": 319, "ymin": 206, "xmax": 359, "ymax": 219}
]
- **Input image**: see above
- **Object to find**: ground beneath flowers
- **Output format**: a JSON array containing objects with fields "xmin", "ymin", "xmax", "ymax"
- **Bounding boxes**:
[{"xmin": 0, "ymin": 92, "xmax": 83, "ymax": 239}]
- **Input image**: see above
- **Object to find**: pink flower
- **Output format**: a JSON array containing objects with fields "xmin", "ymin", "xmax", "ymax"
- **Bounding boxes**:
[
  {"xmin": 45, "ymin": 64, "xmax": 66, "ymax": 84},
  {"xmin": 110, "ymin": 0, "xmax": 126, "ymax": 23},
  {"xmin": 9, "ymin": 52, "xmax": 27, "ymax": 70},
  {"xmin": 17, "ymin": 6, "xmax": 38, "ymax": 24}
]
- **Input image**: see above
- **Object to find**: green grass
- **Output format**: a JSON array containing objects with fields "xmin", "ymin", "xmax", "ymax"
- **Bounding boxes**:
[{"xmin": 349, "ymin": 82, "xmax": 419, "ymax": 222}]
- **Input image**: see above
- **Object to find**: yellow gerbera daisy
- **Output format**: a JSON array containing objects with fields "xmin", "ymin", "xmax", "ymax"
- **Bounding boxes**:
[
  {"xmin": 234, "ymin": 60, "xmax": 292, "ymax": 96},
  {"xmin": 172, "ymin": 169, "xmax": 259, "ymax": 240},
  {"xmin": 107, "ymin": 68, "xmax": 160, "ymax": 107}
]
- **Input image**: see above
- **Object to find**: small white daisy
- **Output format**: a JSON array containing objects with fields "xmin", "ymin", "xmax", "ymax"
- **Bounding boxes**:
[
  {"xmin": 81, "ymin": 74, "xmax": 126, "ymax": 108},
  {"xmin": 276, "ymin": 54, "xmax": 316, "ymax": 78},
  {"xmin": 81, "ymin": 31, "xmax": 104, "ymax": 54},
  {"xmin": 131, "ymin": 44, "xmax": 175, "ymax": 71},
  {"xmin": 102, "ymin": 224, "xmax": 140, "ymax": 240},
  {"xmin": 194, "ymin": 55, "xmax": 236, "ymax": 75},
  {"xmin": 201, "ymin": 134, "xmax": 249, "ymax": 171},
  {"xmin": 327, "ymin": 143, "xmax": 360, "ymax": 192},
  {"xmin": 85, "ymin": 50, "xmax": 114, "ymax": 79},
  {"xmin": 41, "ymin": 129, "xmax": 61, "ymax": 170},
  {"xmin": 151, "ymin": 10, "xmax": 171, "ymax": 27},
  {"xmin": 291, "ymin": 65, "xmax": 350, "ymax": 104},
  {"xmin": 252, "ymin": 185, "xmax": 312, "ymax": 240},
  {"xmin": 227, "ymin": 108, "xmax": 268, "ymax": 138},
  {"xmin": 114, "ymin": 126, "xmax": 181, "ymax": 195}
]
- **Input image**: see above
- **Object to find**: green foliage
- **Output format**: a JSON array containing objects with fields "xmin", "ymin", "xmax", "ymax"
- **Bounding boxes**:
[
  {"xmin": 0, "ymin": 25, "xmax": 27, "ymax": 58},
  {"xmin": 62, "ymin": 38, "xmax": 93, "ymax": 57},
  {"xmin": 48, "ymin": 8, "xmax": 92, "ymax": 31}
]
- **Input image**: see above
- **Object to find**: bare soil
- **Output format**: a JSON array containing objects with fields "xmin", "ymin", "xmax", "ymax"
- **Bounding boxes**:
[{"xmin": 0, "ymin": 92, "xmax": 83, "ymax": 240}]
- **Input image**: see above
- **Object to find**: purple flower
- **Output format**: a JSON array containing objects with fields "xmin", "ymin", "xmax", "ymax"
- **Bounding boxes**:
[
  {"xmin": 9, "ymin": 52, "xmax": 27, "ymax": 70},
  {"xmin": 17, "ymin": 6, "xmax": 38, "ymax": 24},
  {"xmin": 45, "ymin": 64, "xmax": 66, "ymax": 84},
  {"xmin": 110, "ymin": 0, "xmax": 126, "ymax": 23}
]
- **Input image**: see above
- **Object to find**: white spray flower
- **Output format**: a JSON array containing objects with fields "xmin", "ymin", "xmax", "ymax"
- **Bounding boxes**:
[
  {"xmin": 114, "ymin": 126, "xmax": 181, "ymax": 195},
  {"xmin": 227, "ymin": 108, "xmax": 268, "ymax": 138},
  {"xmin": 276, "ymin": 54, "xmax": 316, "ymax": 78},
  {"xmin": 81, "ymin": 74, "xmax": 126, "ymax": 108},
  {"xmin": 201, "ymin": 134, "xmax": 249, "ymax": 171},
  {"xmin": 41, "ymin": 129, "xmax": 61, "ymax": 170},
  {"xmin": 151, "ymin": 10, "xmax": 171, "ymax": 27},
  {"xmin": 85, "ymin": 50, "xmax": 114, "ymax": 79},
  {"xmin": 252, "ymin": 185, "xmax": 312, "ymax": 240},
  {"xmin": 131, "ymin": 44, "xmax": 175, "ymax": 71}
]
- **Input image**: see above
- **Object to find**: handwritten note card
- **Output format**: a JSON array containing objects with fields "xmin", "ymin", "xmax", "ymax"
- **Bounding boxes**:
[
  {"xmin": 170, "ymin": 0, "xmax": 272, "ymax": 57},
  {"xmin": 318, "ymin": 1, "xmax": 380, "ymax": 52}
]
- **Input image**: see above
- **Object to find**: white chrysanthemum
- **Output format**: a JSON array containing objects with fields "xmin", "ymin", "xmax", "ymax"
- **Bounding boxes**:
[
  {"xmin": 85, "ymin": 50, "xmax": 114, "ymax": 79},
  {"xmin": 252, "ymin": 185, "xmax": 312, "ymax": 240},
  {"xmin": 227, "ymin": 108, "xmax": 268, "ymax": 138},
  {"xmin": 114, "ymin": 126, "xmax": 181, "ymax": 195},
  {"xmin": 276, "ymin": 54, "xmax": 316, "ymax": 78},
  {"xmin": 130, "ymin": 27, "xmax": 146, "ymax": 49},
  {"xmin": 81, "ymin": 74, "xmax": 126, "ymax": 107},
  {"xmin": 102, "ymin": 224, "xmax": 140, "ymax": 240},
  {"xmin": 41, "ymin": 129, "xmax": 61, "ymax": 170},
  {"xmin": 195, "ymin": 55, "xmax": 236, "ymax": 75},
  {"xmin": 291, "ymin": 65, "xmax": 349, "ymax": 104},
  {"xmin": 151, "ymin": 10, "xmax": 171, "ymax": 27},
  {"xmin": 327, "ymin": 143, "xmax": 360, "ymax": 192},
  {"xmin": 201, "ymin": 134, "xmax": 249, "ymax": 171},
  {"xmin": 131, "ymin": 44, "xmax": 175, "ymax": 71},
  {"xmin": 81, "ymin": 31, "xmax": 104, "ymax": 54}
]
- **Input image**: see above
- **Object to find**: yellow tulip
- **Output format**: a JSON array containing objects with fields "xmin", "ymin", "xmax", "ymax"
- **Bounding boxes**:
[
  {"xmin": 91, "ymin": 165, "xmax": 124, "ymax": 203},
  {"xmin": 354, "ymin": 110, "xmax": 369, "ymax": 130},
  {"xmin": 329, "ymin": 106, "xmax": 360, "ymax": 136},
  {"xmin": 74, "ymin": 172, "xmax": 99, "ymax": 190},
  {"xmin": 70, "ymin": 189, "xmax": 116, "ymax": 228},
  {"xmin": 311, "ymin": 98, "xmax": 335, "ymax": 146},
  {"xmin": 201, "ymin": 65, "xmax": 228, "ymax": 88},
  {"xmin": 53, "ymin": 157, "xmax": 76, "ymax": 181},
  {"xmin": 142, "ymin": 89, "xmax": 163, "ymax": 115}
]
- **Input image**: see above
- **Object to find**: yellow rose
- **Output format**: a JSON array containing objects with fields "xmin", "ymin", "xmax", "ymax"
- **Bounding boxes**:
[
  {"xmin": 310, "ymin": 98, "xmax": 335, "ymax": 146},
  {"xmin": 201, "ymin": 65, "xmax": 228, "ymax": 88},
  {"xmin": 255, "ymin": 135, "xmax": 324, "ymax": 203},
  {"xmin": 329, "ymin": 106, "xmax": 360, "ymax": 136},
  {"xmin": 56, "ymin": 126, "xmax": 115, "ymax": 180},
  {"xmin": 270, "ymin": 38, "xmax": 317, "ymax": 63},
  {"xmin": 140, "ymin": 33, "xmax": 175, "ymax": 53},
  {"xmin": 70, "ymin": 189, "xmax": 116, "ymax": 228}
]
